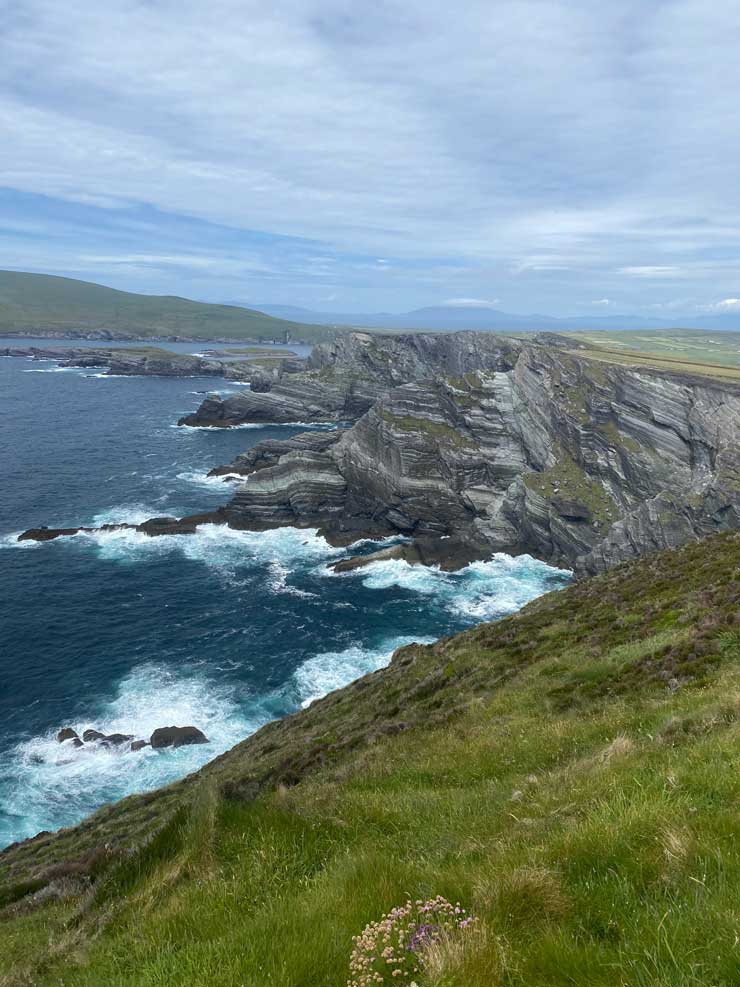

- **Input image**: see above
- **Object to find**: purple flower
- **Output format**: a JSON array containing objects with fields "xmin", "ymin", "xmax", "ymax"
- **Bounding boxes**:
[{"xmin": 407, "ymin": 923, "xmax": 440, "ymax": 952}]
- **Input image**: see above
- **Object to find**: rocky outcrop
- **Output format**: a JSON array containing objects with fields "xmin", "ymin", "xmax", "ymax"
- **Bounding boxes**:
[
  {"xmin": 178, "ymin": 331, "xmax": 521, "ymax": 427},
  {"xmin": 223, "ymin": 344, "xmax": 740, "ymax": 574},
  {"xmin": 150, "ymin": 726, "xmax": 209, "ymax": 749},
  {"xmin": 178, "ymin": 375, "xmax": 385, "ymax": 426},
  {"xmin": 2, "ymin": 345, "xmax": 226, "ymax": 376},
  {"xmin": 2, "ymin": 345, "xmax": 303, "ymax": 384},
  {"xmin": 54, "ymin": 725, "xmax": 208, "ymax": 752},
  {"xmin": 18, "ymin": 331, "xmax": 740, "ymax": 574},
  {"xmin": 208, "ymin": 430, "xmax": 345, "ymax": 477},
  {"xmin": 19, "ymin": 512, "xmax": 224, "ymax": 543}
]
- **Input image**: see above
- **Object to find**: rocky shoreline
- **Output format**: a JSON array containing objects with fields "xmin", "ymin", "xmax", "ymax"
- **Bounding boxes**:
[
  {"xmin": 18, "ymin": 331, "xmax": 740, "ymax": 576},
  {"xmin": 2, "ymin": 344, "xmax": 306, "ymax": 381}
]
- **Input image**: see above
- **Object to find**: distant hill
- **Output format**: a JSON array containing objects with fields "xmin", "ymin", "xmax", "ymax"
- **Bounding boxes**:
[
  {"xmin": 257, "ymin": 301, "xmax": 740, "ymax": 333},
  {"xmin": 0, "ymin": 271, "xmax": 335, "ymax": 343}
]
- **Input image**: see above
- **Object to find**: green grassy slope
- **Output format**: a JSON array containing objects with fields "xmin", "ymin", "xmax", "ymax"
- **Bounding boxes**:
[
  {"xmin": 562, "ymin": 329, "xmax": 740, "ymax": 381},
  {"xmin": 0, "ymin": 270, "xmax": 336, "ymax": 342},
  {"xmin": 2, "ymin": 532, "xmax": 740, "ymax": 985}
]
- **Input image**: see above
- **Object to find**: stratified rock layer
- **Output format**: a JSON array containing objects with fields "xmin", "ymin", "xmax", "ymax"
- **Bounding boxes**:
[
  {"xmin": 223, "ymin": 341, "xmax": 740, "ymax": 574},
  {"xmin": 178, "ymin": 331, "xmax": 521, "ymax": 426}
]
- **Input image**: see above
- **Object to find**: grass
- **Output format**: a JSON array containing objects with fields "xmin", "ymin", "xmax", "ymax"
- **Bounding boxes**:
[
  {"xmin": 522, "ymin": 445, "xmax": 620, "ymax": 526},
  {"xmin": 560, "ymin": 330, "xmax": 740, "ymax": 382},
  {"xmin": 0, "ymin": 270, "xmax": 336, "ymax": 343},
  {"xmin": 381, "ymin": 410, "xmax": 479, "ymax": 448},
  {"xmin": 2, "ymin": 532, "xmax": 740, "ymax": 985}
]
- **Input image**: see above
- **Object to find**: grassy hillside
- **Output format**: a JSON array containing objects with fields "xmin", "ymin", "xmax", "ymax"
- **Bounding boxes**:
[
  {"xmin": 2, "ymin": 532, "xmax": 740, "ymax": 985},
  {"xmin": 0, "ymin": 270, "xmax": 336, "ymax": 343},
  {"xmin": 563, "ymin": 328, "xmax": 740, "ymax": 381}
]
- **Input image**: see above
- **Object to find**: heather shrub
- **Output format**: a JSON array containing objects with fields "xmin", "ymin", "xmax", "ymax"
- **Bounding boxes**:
[{"xmin": 347, "ymin": 896, "xmax": 476, "ymax": 986}]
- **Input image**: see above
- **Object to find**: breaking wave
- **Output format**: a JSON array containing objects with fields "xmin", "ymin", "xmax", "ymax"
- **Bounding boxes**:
[
  {"xmin": 292, "ymin": 635, "xmax": 435, "ymax": 708},
  {"xmin": 341, "ymin": 553, "xmax": 570, "ymax": 620},
  {"xmin": 0, "ymin": 663, "xmax": 260, "ymax": 847}
]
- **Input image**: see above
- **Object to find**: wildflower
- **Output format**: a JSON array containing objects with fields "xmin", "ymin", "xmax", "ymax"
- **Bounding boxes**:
[{"xmin": 346, "ymin": 896, "xmax": 477, "ymax": 987}]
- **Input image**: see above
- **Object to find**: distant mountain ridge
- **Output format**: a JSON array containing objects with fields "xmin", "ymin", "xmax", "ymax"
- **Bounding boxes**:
[
  {"xmin": 257, "ymin": 302, "xmax": 740, "ymax": 332},
  {"xmin": 0, "ymin": 270, "xmax": 334, "ymax": 342}
]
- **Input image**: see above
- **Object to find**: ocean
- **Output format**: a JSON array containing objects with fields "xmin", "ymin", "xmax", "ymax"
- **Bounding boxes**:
[{"xmin": 0, "ymin": 339, "xmax": 571, "ymax": 848}]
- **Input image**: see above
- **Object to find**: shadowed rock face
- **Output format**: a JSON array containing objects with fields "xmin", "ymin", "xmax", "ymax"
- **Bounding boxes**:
[{"xmin": 222, "ymin": 344, "xmax": 740, "ymax": 574}]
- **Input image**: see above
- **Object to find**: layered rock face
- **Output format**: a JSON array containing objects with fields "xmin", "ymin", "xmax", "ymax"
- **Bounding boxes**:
[
  {"xmin": 178, "ymin": 331, "xmax": 521, "ymax": 427},
  {"xmin": 208, "ymin": 430, "xmax": 344, "ymax": 477},
  {"xmin": 224, "ymin": 345, "xmax": 740, "ymax": 574}
]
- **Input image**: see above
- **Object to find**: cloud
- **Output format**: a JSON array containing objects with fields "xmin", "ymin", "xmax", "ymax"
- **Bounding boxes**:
[
  {"xmin": 1, "ymin": 1, "xmax": 740, "ymax": 311},
  {"xmin": 442, "ymin": 297, "xmax": 501, "ymax": 308},
  {"xmin": 710, "ymin": 298, "xmax": 740, "ymax": 311},
  {"xmin": 592, "ymin": 298, "xmax": 613, "ymax": 306},
  {"xmin": 618, "ymin": 266, "xmax": 685, "ymax": 279}
]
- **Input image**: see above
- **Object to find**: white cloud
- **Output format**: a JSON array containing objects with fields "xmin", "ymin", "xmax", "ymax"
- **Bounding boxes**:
[
  {"xmin": 618, "ymin": 266, "xmax": 685, "ymax": 279},
  {"xmin": 2, "ymin": 0, "xmax": 740, "ymax": 310},
  {"xmin": 442, "ymin": 297, "xmax": 501, "ymax": 308},
  {"xmin": 592, "ymin": 298, "xmax": 613, "ymax": 306},
  {"xmin": 710, "ymin": 298, "xmax": 740, "ymax": 311}
]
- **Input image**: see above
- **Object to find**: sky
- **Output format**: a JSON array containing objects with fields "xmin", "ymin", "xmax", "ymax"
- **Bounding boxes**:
[{"xmin": 1, "ymin": 0, "xmax": 740, "ymax": 316}]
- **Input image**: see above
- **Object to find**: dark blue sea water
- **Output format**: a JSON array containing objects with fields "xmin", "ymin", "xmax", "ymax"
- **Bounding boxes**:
[{"xmin": 0, "ymin": 340, "xmax": 571, "ymax": 848}]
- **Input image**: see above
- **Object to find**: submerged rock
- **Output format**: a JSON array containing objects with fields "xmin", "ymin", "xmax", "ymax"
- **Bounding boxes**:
[{"xmin": 150, "ymin": 726, "xmax": 209, "ymax": 749}]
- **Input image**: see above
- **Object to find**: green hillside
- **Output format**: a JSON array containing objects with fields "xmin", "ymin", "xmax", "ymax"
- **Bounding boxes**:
[
  {"xmin": 2, "ymin": 532, "xmax": 740, "ymax": 985},
  {"xmin": 563, "ymin": 328, "xmax": 740, "ymax": 377},
  {"xmin": 0, "ymin": 270, "xmax": 336, "ymax": 343}
]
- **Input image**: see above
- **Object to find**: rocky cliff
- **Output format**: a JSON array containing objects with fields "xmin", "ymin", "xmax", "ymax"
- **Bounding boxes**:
[
  {"xmin": 178, "ymin": 331, "xmax": 521, "ymax": 426},
  {"xmin": 222, "ymin": 341, "xmax": 740, "ymax": 574},
  {"xmin": 17, "ymin": 331, "xmax": 740, "ymax": 574}
]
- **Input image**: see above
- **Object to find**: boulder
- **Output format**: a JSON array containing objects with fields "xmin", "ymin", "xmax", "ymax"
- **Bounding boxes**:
[
  {"xmin": 101, "ymin": 733, "xmax": 134, "ymax": 746},
  {"xmin": 82, "ymin": 729, "xmax": 105, "ymax": 742},
  {"xmin": 130, "ymin": 740, "xmax": 150, "ymax": 752},
  {"xmin": 57, "ymin": 728, "xmax": 82, "ymax": 747},
  {"xmin": 150, "ymin": 726, "xmax": 209, "ymax": 749}
]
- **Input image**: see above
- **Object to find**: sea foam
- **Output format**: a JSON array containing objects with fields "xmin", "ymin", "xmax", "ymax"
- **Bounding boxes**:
[
  {"xmin": 292, "ymin": 635, "xmax": 435, "ymax": 708},
  {"xmin": 342, "ymin": 553, "xmax": 570, "ymax": 620},
  {"xmin": 0, "ymin": 662, "xmax": 259, "ymax": 847}
]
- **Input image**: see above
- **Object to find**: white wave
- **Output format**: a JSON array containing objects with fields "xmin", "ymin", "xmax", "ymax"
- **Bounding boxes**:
[
  {"xmin": 347, "ymin": 553, "xmax": 570, "ymax": 621},
  {"xmin": 176, "ymin": 469, "xmax": 244, "ymax": 489},
  {"xmin": 22, "ymin": 366, "xmax": 86, "ymax": 373},
  {"xmin": 177, "ymin": 421, "xmax": 342, "ymax": 431},
  {"xmin": 267, "ymin": 560, "xmax": 316, "ymax": 598},
  {"xmin": 1, "ymin": 663, "xmax": 261, "ymax": 846},
  {"xmin": 0, "ymin": 531, "xmax": 41, "ymax": 550},
  {"xmin": 293, "ymin": 635, "xmax": 435, "ymax": 708},
  {"xmin": 175, "ymin": 422, "xmax": 266, "ymax": 431},
  {"xmin": 346, "ymin": 534, "xmax": 411, "ymax": 550},
  {"xmin": 75, "ymin": 522, "xmax": 344, "ymax": 572}
]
